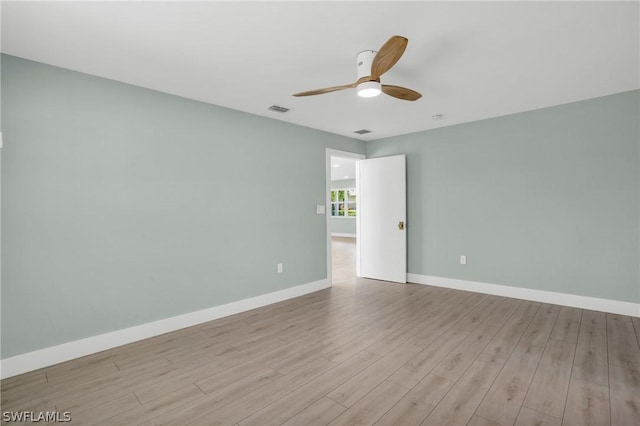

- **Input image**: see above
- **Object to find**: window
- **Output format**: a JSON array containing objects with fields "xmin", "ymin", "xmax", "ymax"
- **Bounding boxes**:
[{"xmin": 330, "ymin": 188, "xmax": 357, "ymax": 217}]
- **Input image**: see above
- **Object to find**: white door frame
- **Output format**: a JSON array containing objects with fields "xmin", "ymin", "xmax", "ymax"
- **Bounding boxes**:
[{"xmin": 326, "ymin": 149, "xmax": 365, "ymax": 286}]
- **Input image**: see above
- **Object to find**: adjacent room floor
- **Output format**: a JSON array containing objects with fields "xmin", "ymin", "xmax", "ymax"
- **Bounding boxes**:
[{"xmin": 1, "ymin": 237, "xmax": 639, "ymax": 425}]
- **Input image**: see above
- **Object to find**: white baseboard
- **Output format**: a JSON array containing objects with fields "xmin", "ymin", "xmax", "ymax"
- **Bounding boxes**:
[
  {"xmin": 407, "ymin": 273, "xmax": 639, "ymax": 317},
  {"xmin": 331, "ymin": 233, "xmax": 356, "ymax": 238},
  {"xmin": 0, "ymin": 279, "xmax": 330, "ymax": 379}
]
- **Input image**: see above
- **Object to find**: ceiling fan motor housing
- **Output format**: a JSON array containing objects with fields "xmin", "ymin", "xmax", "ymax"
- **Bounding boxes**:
[{"xmin": 356, "ymin": 50, "xmax": 377, "ymax": 80}]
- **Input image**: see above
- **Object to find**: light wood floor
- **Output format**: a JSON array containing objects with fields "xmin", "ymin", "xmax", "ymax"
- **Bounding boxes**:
[{"xmin": 2, "ymin": 237, "xmax": 639, "ymax": 425}]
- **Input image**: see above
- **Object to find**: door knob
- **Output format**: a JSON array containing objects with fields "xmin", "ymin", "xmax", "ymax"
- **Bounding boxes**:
[{"xmin": 398, "ymin": 221, "xmax": 405, "ymax": 230}]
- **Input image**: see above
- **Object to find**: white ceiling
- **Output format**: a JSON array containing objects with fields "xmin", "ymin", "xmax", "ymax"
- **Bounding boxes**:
[
  {"xmin": 331, "ymin": 157, "xmax": 357, "ymax": 181},
  {"xmin": 2, "ymin": 1, "xmax": 638, "ymax": 141}
]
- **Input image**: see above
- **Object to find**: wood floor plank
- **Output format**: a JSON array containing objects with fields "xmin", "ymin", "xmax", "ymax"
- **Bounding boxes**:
[
  {"xmin": 302, "ymin": 323, "xmax": 385, "ymax": 365},
  {"xmin": 313, "ymin": 304, "xmax": 416, "ymax": 360},
  {"xmin": 229, "ymin": 334, "xmax": 287, "ymax": 353},
  {"xmin": 114, "ymin": 354, "xmax": 172, "ymax": 372},
  {"xmin": 466, "ymin": 415, "xmax": 502, "ymax": 426},
  {"xmin": 133, "ymin": 331, "xmax": 311, "ymax": 403},
  {"xmin": 314, "ymin": 293, "xmax": 408, "ymax": 338},
  {"xmin": 609, "ymin": 364, "xmax": 640, "ymax": 426},
  {"xmin": 328, "ymin": 380, "xmax": 409, "ymax": 426},
  {"xmin": 125, "ymin": 360, "xmax": 235, "ymax": 404},
  {"xmin": 467, "ymin": 414, "xmax": 502, "ymax": 426},
  {"xmin": 199, "ymin": 317, "xmax": 252, "ymax": 335},
  {"xmin": 94, "ymin": 384, "xmax": 204, "ymax": 425},
  {"xmin": 607, "ymin": 313, "xmax": 640, "ymax": 372},
  {"xmin": 281, "ymin": 397, "xmax": 347, "ymax": 426},
  {"xmin": 238, "ymin": 350, "xmax": 380, "ymax": 426},
  {"xmin": 184, "ymin": 357, "xmax": 337, "ymax": 425},
  {"xmin": 515, "ymin": 407, "xmax": 561, "ymax": 426},
  {"xmin": 430, "ymin": 321, "xmax": 502, "ymax": 382},
  {"xmin": 632, "ymin": 316, "xmax": 640, "ymax": 350},
  {"xmin": 562, "ymin": 378, "xmax": 610, "ymax": 426},
  {"xmin": 54, "ymin": 363, "xmax": 177, "ymax": 413},
  {"xmin": 3, "ymin": 356, "xmax": 176, "ymax": 414},
  {"xmin": 572, "ymin": 310, "xmax": 608, "ymax": 386},
  {"xmin": 375, "ymin": 374, "xmax": 453, "ymax": 426},
  {"xmin": 0, "ymin": 370, "xmax": 47, "ymax": 389},
  {"xmin": 0, "ymin": 397, "xmax": 57, "ymax": 424},
  {"xmin": 64, "ymin": 392, "xmax": 140, "ymax": 425},
  {"xmin": 56, "ymin": 342, "xmax": 231, "ymax": 411},
  {"xmin": 196, "ymin": 367, "xmax": 281, "ymax": 396},
  {"xmin": 388, "ymin": 295, "xmax": 501, "ymax": 389},
  {"xmin": 475, "ymin": 304, "xmax": 560, "ymax": 426},
  {"xmin": 550, "ymin": 306, "xmax": 582, "ymax": 343},
  {"xmin": 159, "ymin": 339, "xmax": 234, "ymax": 365},
  {"xmin": 305, "ymin": 322, "xmax": 391, "ymax": 366},
  {"xmin": 268, "ymin": 345, "xmax": 330, "ymax": 375},
  {"xmin": 481, "ymin": 297, "xmax": 522, "ymax": 328},
  {"xmin": 137, "ymin": 367, "xmax": 283, "ymax": 425},
  {"xmin": 421, "ymin": 353, "xmax": 504, "ymax": 426},
  {"xmin": 44, "ymin": 360, "xmax": 120, "ymax": 386},
  {"xmin": 113, "ymin": 326, "xmax": 210, "ymax": 359},
  {"xmin": 275, "ymin": 319, "xmax": 330, "ymax": 343},
  {"xmin": 518, "ymin": 304, "xmax": 562, "ymax": 349},
  {"xmin": 523, "ymin": 339, "xmax": 576, "ymax": 418},
  {"xmin": 364, "ymin": 290, "xmax": 461, "ymax": 357},
  {"xmin": 482, "ymin": 300, "xmax": 540, "ymax": 360},
  {"xmin": 165, "ymin": 342, "xmax": 238, "ymax": 367},
  {"xmin": 40, "ymin": 351, "xmax": 118, "ymax": 379},
  {"xmin": 326, "ymin": 335, "xmax": 429, "ymax": 407},
  {"xmin": 1, "ymin": 376, "xmax": 51, "ymax": 407}
]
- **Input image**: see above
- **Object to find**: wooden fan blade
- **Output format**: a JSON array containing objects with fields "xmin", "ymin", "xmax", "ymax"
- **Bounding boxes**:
[
  {"xmin": 371, "ymin": 36, "xmax": 408, "ymax": 79},
  {"xmin": 382, "ymin": 85, "xmax": 422, "ymax": 101},
  {"xmin": 293, "ymin": 83, "xmax": 356, "ymax": 97}
]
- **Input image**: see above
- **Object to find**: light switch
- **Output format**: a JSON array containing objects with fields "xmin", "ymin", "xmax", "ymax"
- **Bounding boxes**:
[{"xmin": 316, "ymin": 204, "xmax": 326, "ymax": 215}]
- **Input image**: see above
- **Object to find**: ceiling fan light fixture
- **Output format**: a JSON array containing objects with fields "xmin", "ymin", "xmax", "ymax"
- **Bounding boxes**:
[
  {"xmin": 357, "ymin": 81, "xmax": 381, "ymax": 98},
  {"xmin": 292, "ymin": 36, "xmax": 420, "ymax": 101}
]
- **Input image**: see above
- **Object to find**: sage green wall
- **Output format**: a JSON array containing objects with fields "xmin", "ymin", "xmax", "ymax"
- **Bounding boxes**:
[
  {"xmin": 367, "ymin": 90, "xmax": 640, "ymax": 304},
  {"xmin": 0, "ymin": 55, "xmax": 364, "ymax": 358},
  {"xmin": 330, "ymin": 179, "xmax": 356, "ymax": 235}
]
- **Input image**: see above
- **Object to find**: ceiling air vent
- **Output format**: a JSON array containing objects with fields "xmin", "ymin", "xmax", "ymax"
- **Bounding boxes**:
[
  {"xmin": 354, "ymin": 129, "xmax": 372, "ymax": 135},
  {"xmin": 268, "ymin": 105, "xmax": 290, "ymax": 113}
]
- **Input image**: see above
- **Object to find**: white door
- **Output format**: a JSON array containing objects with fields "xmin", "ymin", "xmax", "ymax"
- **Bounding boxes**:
[{"xmin": 358, "ymin": 155, "xmax": 407, "ymax": 283}]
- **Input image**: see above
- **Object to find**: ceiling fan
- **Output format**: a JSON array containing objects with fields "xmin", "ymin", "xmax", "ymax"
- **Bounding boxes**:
[{"xmin": 293, "ymin": 35, "xmax": 422, "ymax": 101}]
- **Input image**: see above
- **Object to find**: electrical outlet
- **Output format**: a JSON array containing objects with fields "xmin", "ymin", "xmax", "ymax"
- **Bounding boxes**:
[
  {"xmin": 277, "ymin": 263, "xmax": 283, "ymax": 273},
  {"xmin": 460, "ymin": 256, "xmax": 466, "ymax": 265}
]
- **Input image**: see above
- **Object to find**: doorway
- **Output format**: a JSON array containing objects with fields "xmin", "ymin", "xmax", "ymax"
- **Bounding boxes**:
[{"xmin": 325, "ymin": 149, "xmax": 364, "ymax": 286}]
